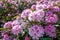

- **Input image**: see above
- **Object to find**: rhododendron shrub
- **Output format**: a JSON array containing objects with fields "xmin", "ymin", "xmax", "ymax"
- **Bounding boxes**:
[{"xmin": 0, "ymin": 0, "xmax": 60, "ymax": 40}]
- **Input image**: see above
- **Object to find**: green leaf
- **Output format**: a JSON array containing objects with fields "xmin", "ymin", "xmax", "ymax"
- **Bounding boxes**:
[
  {"xmin": 0, "ymin": 7, "xmax": 4, "ymax": 12},
  {"xmin": 6, "ymin": 16, "xmax": 12, "ymax": 21},
  {"xmin": 57, "ymin": 20, "xmax": 60, "ymax": 25},
  {"xmin": 2, "ymin": 0, "xmax": 5, "ymax": 3},
  {"xmin": 57, "ymin": 13, "xmax": 60, "ymax": 18},
  {"xmin": 19, "ymin": 5, "xmax": 25, "ymax": 12},
  {"xmin": 41, "ymin": 37, "xmax": 52, "ymax": 40},
  {"xmin": 0, "ymin": 28, "xmax": 6, "ymax": 31}
]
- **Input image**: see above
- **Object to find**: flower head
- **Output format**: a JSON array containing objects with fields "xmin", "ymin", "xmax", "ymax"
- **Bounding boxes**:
[
  {"xmin": 25, "ymin": 35, "xmax": 30, "ymax": 40},
  {"xmin": 45, "ymin": 14, "xmax": 58, "ymax": 23},
  {"xmin": 12, "ymin": 25, "xmax": 23, "ymax": 35},
  {"xmin": 4, "ymin": 21, "xmax": 12, "ymax": 28},
  {"xmin": 29, "ymin": 25, "xmax": 44, "ymax": 39},
  {"xmin": 21, "ymin": 22, "xmax": 28, "ymax": 29},
  {"xmin": 3, "ymin": 34, "xmax": 12, "ymax": 40},
  {"xmin": 28, "ymin": 10, "xmax": 44, "ymax": 22},
  {"xmin": 12, "ymin": 20, "xmax": 20, "ymax": 26},
  {"xmin": 21, "ymin": 9, "xmax": 32, "ymax": 19},
  {"xmin": 49, "ymin": 6, "xmax": 60, "ymax": 12},
  {"xmin": 46, "ymin": 11, "xmax": 53, "ymax": 17},
  {"xmin": 31, "ymin": 5, "xmax": 36, "ymax": 10},
  {"xmin": 52, "ymin": 6, "xmax": 60, "ymax": 12},
  {"xmin": 36, "ymin": 3, "xmax": 49, "ymax": 10},
  {"xmin": 45, "ymin": 25, "xmax": 56, "ymax": 38}
]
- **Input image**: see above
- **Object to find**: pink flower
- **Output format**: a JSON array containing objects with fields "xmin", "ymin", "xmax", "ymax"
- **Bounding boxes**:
[
  {"xmin": 45, "ymin": 25, "xmax": 56, "ymax": 38},
  {"xmin": 25, "ymin": 0, "xmax": 31, "ymax": 3},
  {"xmin": 4, "ymin": 21, "xmax": 12, "ymax": 28},
  {"xmin": 0, "ymin": 1, "xmax": 2, "ymax": 4},
  {"xmin": 52, "ymin": 6, "xmax": 60, "ymax": 12},
  {"xmin": 36, "ymin": 4, "xmax": 48, "ymax": 10},
  {"xmin": 28, "ymin": 10, "xmax": 44, "ymax": 22},
  {"xmin": 3, "ymin": 35, "xmax": 10, "ymax": 40},
  {"xmin": 12, "ymin": 20, "xmax": 20, "ymax": 26},
  {"xmin": 45, "ymin": 14, "xmax": 58, "ymax": 23},
  {"xmin": 3, "ymin": 34, "xmax": 12, "ymax": 40},
  {"xmin": 13, "ymin": 38, "xmax": 16, "ymax": 40},
  {"xmin": 12, "ymin": 25, "xmax": 23, "ymax": 35},
  {"xmin": 25, "ymin": 35, "xmax": 30, "ymax": 40},
  {"xmin": 10, "ymin": 1, "xmax": 16, "ymax": 4},
  {"xmin": 31, "ymin": 5, "xmax": 36, "ymax": 10},
  {"xmin": 21, "ymin": 9, "xmax": 32, "ymax": 19},
  {"xmin": 21, "ymin": 22, "xmax": 28, "ymax": 29},
  {"xmin": 0, "ymin": 1, "xmax": 3, "ymax": 7},
  {"xmin": 29, "ymin": 25, "xmax": 44, "ymax": 40}
]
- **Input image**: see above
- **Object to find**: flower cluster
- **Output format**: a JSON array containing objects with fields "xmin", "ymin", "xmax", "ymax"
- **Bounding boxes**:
[
  {"xmin": 28, "ymin": 10, "xmax": 44, "ymax": 22},
  {"xmin": 2, "ymin": 0, "xmax": 60, "ymax": 40},
  {"xmin": 45, "ymin": 25, "xmax": 56, "ymax": 38},
  {"xmin": 4, "ymin": 21, "xmax": 12, "ymax": 28},
  {"xmin": 3, "ymin": 34, "xmax": 13, "ymax": 40},
  {"xmin": 12, "ymin": 25, "xmax": 23, "ymax": 35},
  {"xmin": 21, "ymin": 9, "xmax": 32, "ymax": 19},
  {"xmin": 45, "ymin": 11, "xmax": 58, "ymax": 23},
  {"xmin": 29, "ymin": 25, "xmax": 44, "ymax": 40}
]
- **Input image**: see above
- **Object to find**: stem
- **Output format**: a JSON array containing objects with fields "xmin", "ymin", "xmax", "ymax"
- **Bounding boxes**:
[
  {"xmin": 52, "ymin": 38, "xmax": 53, "ymax": 40},
  {"xmin": 17, "ymin": 34, "xmax": 19, "ymax": 40}
]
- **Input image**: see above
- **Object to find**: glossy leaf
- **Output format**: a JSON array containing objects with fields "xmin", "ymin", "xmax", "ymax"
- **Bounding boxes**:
[{"xmin": 41, "ymin": 37, "xmax": 52, "ymax": 40}]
